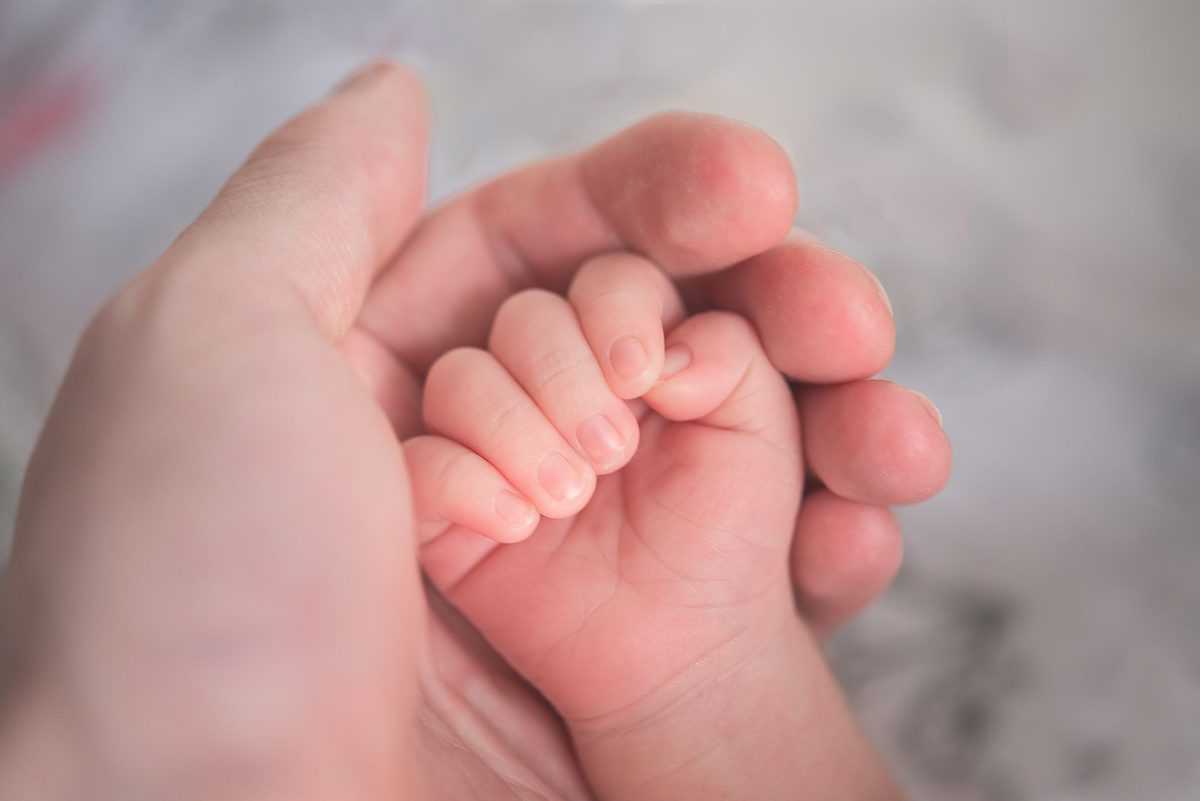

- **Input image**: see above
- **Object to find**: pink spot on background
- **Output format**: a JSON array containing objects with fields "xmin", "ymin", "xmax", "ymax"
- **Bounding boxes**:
[{"xmin": 0, "ymin": 70, "xmax": 93, "ymax": 177}]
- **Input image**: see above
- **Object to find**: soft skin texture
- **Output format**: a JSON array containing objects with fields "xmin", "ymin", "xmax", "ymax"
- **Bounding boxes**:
[
  {"xmin": 411, "ymin": 270, "xmax": 899, "ymax": 798},
  {"xmin": 0, "ymin": 61, "xmax": 950, "ymax": 800}
]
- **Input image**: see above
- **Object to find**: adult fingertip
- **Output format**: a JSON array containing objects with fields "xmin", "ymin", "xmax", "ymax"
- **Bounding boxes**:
[
  {"xmin": 792, "ymin": 491, "xmax": 903, "ymax": 636},
  {"xmin": 333, "ymin": 58, "xmax": 399, "ymax": 94},
  {"xmin": 792, "ymin": 493, "xmax": 902, "ymax": 598},
  {"xmin": 885, "ymin": 385, "xmax": 952, "ymax": 503},
  {"xmin": 705, "ymin": 239, "xmax": 895, "ymax": 383},
  {"xmin": 585, "ymin": 112, "xmax": 798, "ymax": 274},
  {"xmin": 802, "ymin": 380, "xmax": 951, "ymax": 506},
  {"xmin": 783, "ymin": 239, "xmax": 895, "ymax": 379},
  {"xmin": 662, "ymin": 113, "xmax": 797, "ymax": 270},
  {"xmin": 864, "ymin": 265, "xmax": 894, "ymax": 320},
  {"xmin": 907, "ymin": 388, "xmax": 944, "ymax": 428}
]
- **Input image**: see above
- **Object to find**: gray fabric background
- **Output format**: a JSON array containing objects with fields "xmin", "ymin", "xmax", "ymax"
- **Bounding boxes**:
[{"xmin": 2, "ymin": 2, "xmax": 1197, "ymax": 798}]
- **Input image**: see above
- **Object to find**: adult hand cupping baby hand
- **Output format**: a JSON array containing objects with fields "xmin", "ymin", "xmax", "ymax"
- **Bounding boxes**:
[{"xmin": 0, "ymin": 61, "xmax": 948, "ymax": 800}]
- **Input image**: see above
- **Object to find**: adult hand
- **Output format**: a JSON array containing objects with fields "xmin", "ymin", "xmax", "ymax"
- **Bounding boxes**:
[{"xmin": 0, "ymin": 62, "xmax": 948, "ymax": 799}]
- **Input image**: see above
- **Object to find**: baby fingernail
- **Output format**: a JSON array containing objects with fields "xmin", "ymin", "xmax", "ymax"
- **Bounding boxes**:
[
  {"xmin": 538, "ymin": 451, "xmax": 586, "ymax": 503},
  {"xmin": 610, "ymin": 336, "xmax": 648, "ymax": 380},
  {"xmin": 660, "ymin": 344, "xmax": 692, "ymax": 380},
  {"xmin": 577, "ymin": 415, "xmax": 625, "ymax": 468},
  {"xmin": 494, "ymin": 490, "xmax": 538, "ymax": 529}
]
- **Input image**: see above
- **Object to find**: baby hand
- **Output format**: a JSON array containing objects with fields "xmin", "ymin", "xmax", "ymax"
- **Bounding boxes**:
[{"xmin": 405, "ymin": 251, "xmax": 803, "ymax": 729}]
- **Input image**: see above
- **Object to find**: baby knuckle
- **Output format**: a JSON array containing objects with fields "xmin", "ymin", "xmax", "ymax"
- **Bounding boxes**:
[
  {"xmin": 484, "ymin": 396, "xmax": 529, "ymax": 441},
  {"xmin": 498, "ymin": 287, "xmax": 558, "ymax": 318},
  {"xmin": 529, "ymin": 347, "xmax": 589, "ymax": 392},
  {"xmin": 572, "ymin": 252, "xmax": 633, "ymax": 288},
  {"xmin": 703, "ymin": 310, "xmax": 756, "ymax": 340},
  {"xmin": 434, "ymin": 447, "xmax": 477, "ymax": 499},
  {"xmin": 426, "ymin": 347, "xmax": 489, "ymax": 390},
  {"xmin": 490, "ymin": 288, "xmax": 562, "ymax": 345}
]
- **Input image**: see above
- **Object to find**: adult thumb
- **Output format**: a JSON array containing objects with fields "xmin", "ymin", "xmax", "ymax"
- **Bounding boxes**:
[{"xmin": 154, "ymin": 60, "xmax": 428, "ymax": 340}]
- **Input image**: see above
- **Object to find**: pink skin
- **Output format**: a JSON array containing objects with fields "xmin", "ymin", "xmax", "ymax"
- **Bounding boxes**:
[
  {"xmin": 414, "ymin": 285, "xmax": 902, "ymax": 798},
  {"xmin": 0, "ymin": 61, "xmax": 949, "ymax": 800}
]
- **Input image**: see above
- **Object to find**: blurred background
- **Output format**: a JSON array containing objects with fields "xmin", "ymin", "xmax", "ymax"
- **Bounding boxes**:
[{"xmin": 1, "ymin": 1, "xmax": 1197, "ymax": 798}]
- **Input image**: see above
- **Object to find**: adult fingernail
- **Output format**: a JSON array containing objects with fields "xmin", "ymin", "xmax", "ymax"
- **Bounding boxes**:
[
  {"xmin": 332, "ymin": 59, "xmax": 393, "ymax": 94},
  {"xmin": 660, "ymin": 344, "xmax": 692, "ymax": 380},
  {"xmin": 787, "ymin": 226, "xmax": 820, "ymax": 244},
  {"xmin": 610, "ymin": 336, "xmax": 648, "ymax": 380},
  {"xmin": 910, "ymin": 390, "xmax": 943, "ymax": 428},
  {"xmin": 494, "ymin": 490, "xmax": 538, "ymax": 529},
  {"xmin": 577, "ymin": 415, "xmax": 625, "ymax": 469},
  {"xmin": 867, "ymin": 269, "xmax": 893, "ymax": 318},
  {"xmin": 538, "ymin": 452, "xmax": 586, "ymax": 503}
]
